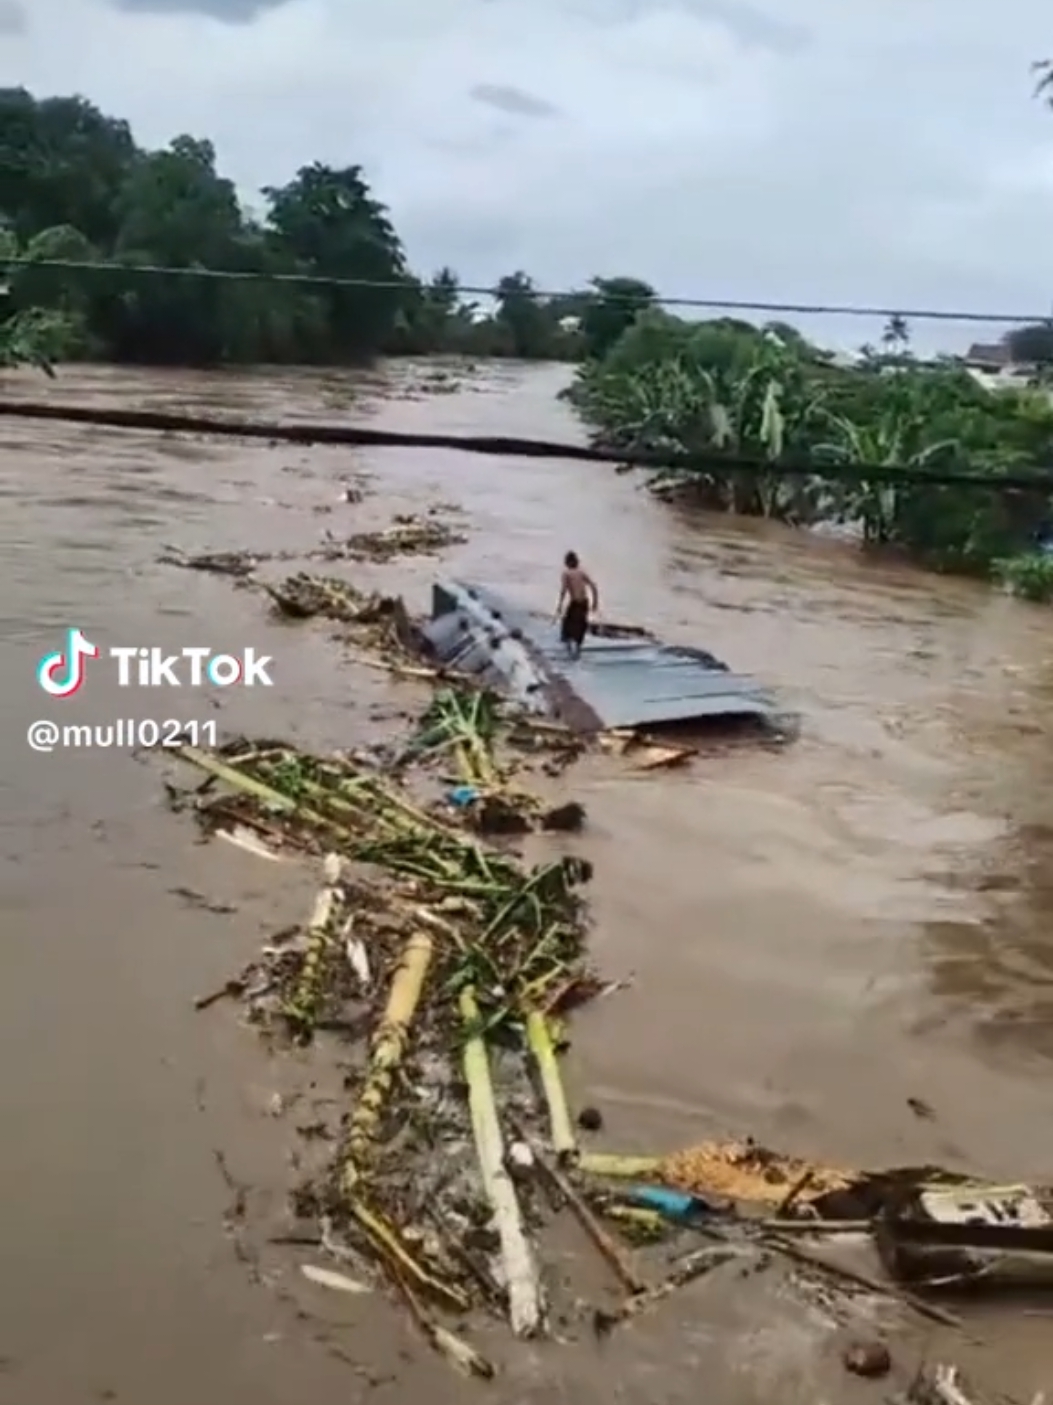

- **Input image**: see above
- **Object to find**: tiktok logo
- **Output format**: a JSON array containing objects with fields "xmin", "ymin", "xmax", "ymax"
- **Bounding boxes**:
[{"xmin": 37, "ymin": 628, "xmax": 99, "ymax": 698}]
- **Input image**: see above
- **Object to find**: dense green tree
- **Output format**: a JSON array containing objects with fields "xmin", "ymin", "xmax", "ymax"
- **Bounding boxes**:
[
  {"xmin": 493, "ymin": 272, "xmax": 555, "ymax": 358},
  {"xmin": 1004, "ymin": 322, "xmax": 1053, "ymax": 366},
  {"xmin": 261, "ymin": 162, "xmax": 408, "ymax": 361},
  {"xmin": 578, "ymin": 275, "xmax": 656, "ymax": 359},
  {"xmin": 1, "ymin": 221, "xmax": 96, "ymax": 341},
  {"xmin": 0, "ymin": 89, "xmax": 136, "ymax": 247},
  {"xmin": 0, "ymin": 95, "xmax": 352, "ymax": 366},
  {"xmin": 98, "ymin": 136, "xmax": 250, "ymax": 363},
  {"xmin": 0, "ymin": 88, "xmax": 632, "ymax": 368},
  {"xmin": 389, "ymin": 266, "xmax": 469, "ymax": 353}
]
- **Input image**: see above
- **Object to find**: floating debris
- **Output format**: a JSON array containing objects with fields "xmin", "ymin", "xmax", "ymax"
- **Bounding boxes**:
[
  {"xmin": 159, "ymin": 545, "xmax": 274, "ymax": 576},
  {"xmin": 214, "ymin": 824, "xmax": 286, "ymax": 861},
  {"xmin": 598, "ymin": 730, "xmax": 697, "ymax": 771},
  {"xmin": 300, "ymin": 1263, "xmax": 371, "ymax": 1295},
  {"xmin": 169, "ymin": 732, "xmax": 597, "ymax": 1369},
  {"xmin": 158, "ymin": 558, "xmax": 1034, "ymax": 1386},
  {"xmin": 592, "ymin": 1246, "xmax": 743, "ymax": 1335},
  {"xmin": 261, "ymin": 573, "xmax": 372, "ymax": 621},
  {"xmin": 158, "ymin": 505, "xmax": 462, "ymax": 587},
  {"xmin": 843, "ymin": 1339, "xmax": 891, "ymax": 1378},
  {"xmin": 581, "ymin": 1140, "xmax": 853, "ymax": 1208},
  {"xmin": 399, "ymin": 687, "xmax": 589, "ymax": 835},
  {"xmin": 260, "ymin": 574, "xmax": 421, "ymax": 654},
  {"xmin": 876, "ymin": 1180, "xmax": 1053, "ymax": 1289},
  {"xmin": 907, "ymin": 1364, "xmax": 1009, "ymax": 1405},
  {"xmin": 179, "ymin": 739, "xmax": 593, "ymax": 1041},
  {"xmin": 333, "ymin": 516, "xmax": 467, "ymax": 562}
]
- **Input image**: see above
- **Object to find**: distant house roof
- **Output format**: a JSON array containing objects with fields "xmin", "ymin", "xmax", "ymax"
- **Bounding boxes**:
[{"xmin": 965, "ymin": 342, "xmax": 1011, "ymax": 367}]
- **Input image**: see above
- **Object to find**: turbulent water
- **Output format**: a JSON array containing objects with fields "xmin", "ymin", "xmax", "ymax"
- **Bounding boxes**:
[{"xmin": 2, "ymin": 360, "xmax": 1052, "ymax": 1405}]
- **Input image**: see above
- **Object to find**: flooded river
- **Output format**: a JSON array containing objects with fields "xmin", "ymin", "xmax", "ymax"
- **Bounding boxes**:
[{"xmin": 2, "ymin": 361, "xmax": 1052, "ymax": 1404}]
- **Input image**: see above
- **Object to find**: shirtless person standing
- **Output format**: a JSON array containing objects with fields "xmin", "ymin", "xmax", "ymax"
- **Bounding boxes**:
[{"xmin": 554, "ymin": 551, "xmax": 598, "ymax": 659}]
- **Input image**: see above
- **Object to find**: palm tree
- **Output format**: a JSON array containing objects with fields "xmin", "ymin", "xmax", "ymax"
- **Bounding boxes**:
[{"xmin": 881, "ymin": 315, "xmax": 910, "ymax": 353}]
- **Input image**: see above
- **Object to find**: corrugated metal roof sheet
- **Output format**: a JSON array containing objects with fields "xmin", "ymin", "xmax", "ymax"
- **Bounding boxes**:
[{"xmin": 422, "ymin": 580, "xmax": 782, "ymax": 732}]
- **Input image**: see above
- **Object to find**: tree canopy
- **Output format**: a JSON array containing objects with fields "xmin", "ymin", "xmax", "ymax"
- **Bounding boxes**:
[
  {"xmin": 1004, "ymin": 322, "xmax": 1053, "ymax": 366},
  {"xmin": 0, "ymin": 87, "xmax": 658, "ymax": 367}
]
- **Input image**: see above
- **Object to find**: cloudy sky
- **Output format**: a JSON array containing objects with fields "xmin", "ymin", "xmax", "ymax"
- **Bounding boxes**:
[{"xmin": 2, "ymin": 0, "xmax": 1053, "ymax": 349}]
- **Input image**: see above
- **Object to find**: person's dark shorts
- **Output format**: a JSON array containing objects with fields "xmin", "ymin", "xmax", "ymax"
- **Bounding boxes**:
[{"xmin": 560, "ymin": 599, "xmax": 589, "ymax": 646}]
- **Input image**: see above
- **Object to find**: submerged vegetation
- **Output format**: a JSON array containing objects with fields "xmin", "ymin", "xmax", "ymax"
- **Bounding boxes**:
[
  {"xmin": 0, "ymin": 302, "xmax": 73, "ymax": 372},
  {"xmin": 992, "ymin": 550, "xmax": 1053, "ymax": 603},
  {"xmin": 569, "ymin": 311, "xmax": 1053, "ymax": 587}
]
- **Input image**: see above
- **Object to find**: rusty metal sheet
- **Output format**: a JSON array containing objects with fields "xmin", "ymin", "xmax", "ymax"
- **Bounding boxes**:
[{"xmin": 422, "ymin": 580, "xmax": 783, "ymax": 732}]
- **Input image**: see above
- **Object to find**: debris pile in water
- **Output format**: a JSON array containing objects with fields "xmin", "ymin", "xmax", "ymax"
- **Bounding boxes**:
[
  {"xmin": 155, "ymin": 535, "xmax": 1050, "ymax": 1386},
  {"xmin": 260, "ymin": 572, "xmax": 390, "ymax": 623},
  {"xmin": 172, "ymin": 703, "xmax": 603, "ymax": 1373},
  {"xmin": 329, "ymin": 512, "xmax": 467, "ymax": 562},
  {"xmin": 158, "ymin": 508, "xmax": 466, "ymax": 580},
  {"xmin": 393, "ymin": 687, "xmax": 587, "ymax": 835},
  {"xmin": 171, "ymin": 679, "xmax": 1053, "ymax": 1383}
]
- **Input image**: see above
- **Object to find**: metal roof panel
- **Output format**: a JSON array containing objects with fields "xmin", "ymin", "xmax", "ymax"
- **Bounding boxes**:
[{"xmin": 423, "ymin": 580, "xmax": 782, "ymax": 731}]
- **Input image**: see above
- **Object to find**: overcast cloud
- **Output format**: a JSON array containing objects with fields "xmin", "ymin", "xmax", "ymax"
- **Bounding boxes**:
[
  {"xmin": 2, "ymin": 0, "xmax": 1053, "ymax": 349},
  {"xmin": 0, "ymin": 0, "xmax": 26, "ymax": 34}
]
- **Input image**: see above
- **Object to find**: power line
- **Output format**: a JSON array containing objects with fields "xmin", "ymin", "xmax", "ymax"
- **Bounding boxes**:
[
  {"xmin": 2, "ymin": 397, "xmax": 1052, "ymax": 492},
  {"xmin": 4, "ymin": 256, "xmax": 1051, "ymax": 327}
]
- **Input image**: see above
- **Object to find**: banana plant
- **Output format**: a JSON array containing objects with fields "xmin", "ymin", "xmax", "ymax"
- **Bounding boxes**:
[
  {"xmin": 813, "ymin": 411, "xmax": 961, "ymax": 542},
  {"xmin": 695, "ymin": 349, "xmax": 828, "ymax": 517}
]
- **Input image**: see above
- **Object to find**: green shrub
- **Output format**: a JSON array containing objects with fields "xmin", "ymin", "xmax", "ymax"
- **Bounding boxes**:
[{"xmin": 992, "ymin": 551, "xmax": 1053, "ymax": 602}]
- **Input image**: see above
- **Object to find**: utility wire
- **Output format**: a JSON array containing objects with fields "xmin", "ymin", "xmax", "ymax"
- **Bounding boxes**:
[
  {"xmin": 1, "ymin": 398, "xmax": 1052, "ymax": 492},
  {"xmin": 3, "ymin": 256, "xmax": 1051, "ymax": 327}
]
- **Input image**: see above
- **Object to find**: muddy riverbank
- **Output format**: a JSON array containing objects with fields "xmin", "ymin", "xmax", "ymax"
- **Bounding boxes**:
[{"xmin": 2, "ymin": 360, "xmax": 1052, "ymax": 1404}]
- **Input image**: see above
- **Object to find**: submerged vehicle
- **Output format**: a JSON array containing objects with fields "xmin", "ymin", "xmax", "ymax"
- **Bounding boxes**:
[{"xmin": 420, "ymin": 580, "xmax": 790, "ymax": 735}]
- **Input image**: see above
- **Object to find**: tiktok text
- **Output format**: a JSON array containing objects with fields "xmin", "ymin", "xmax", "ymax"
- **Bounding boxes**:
[{"xmin": 110, "ymin": 647, "xmax": 273, "ymax": 688}]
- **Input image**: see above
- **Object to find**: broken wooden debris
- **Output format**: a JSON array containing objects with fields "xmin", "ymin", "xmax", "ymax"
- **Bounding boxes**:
[
  {"xmin": 344, "ymin": 929, "xmax": 434, "ymax": 1186},
  {"xmin": 524, "ymin": 1133, "xmax": 646, "ymax": 1296},
  {"xmin": 592, "ymin": 1245, "xmax": 743, "ymax": 1334}
]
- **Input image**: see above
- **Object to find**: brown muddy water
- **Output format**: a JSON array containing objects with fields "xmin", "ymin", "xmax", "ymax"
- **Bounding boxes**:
[{"xmin": 2, "ymin": 360, "xmax": 1052, "ymax": 1405}]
